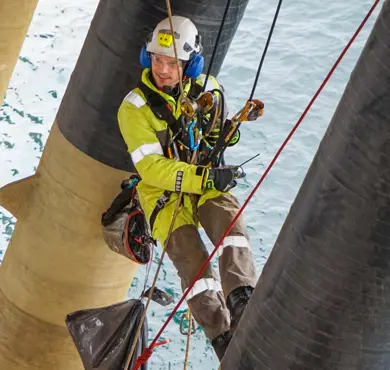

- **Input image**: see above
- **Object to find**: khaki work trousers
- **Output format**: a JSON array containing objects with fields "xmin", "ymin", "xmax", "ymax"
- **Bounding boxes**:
[{"xmin": 165, "ymin": 193, "xmax": 257, "ymax": 341}]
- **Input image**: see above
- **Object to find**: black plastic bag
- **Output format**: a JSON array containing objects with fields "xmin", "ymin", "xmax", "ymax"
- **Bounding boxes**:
[{"xmin": 65, "ymin": 299, "xmax": 148, "ymax": 370}]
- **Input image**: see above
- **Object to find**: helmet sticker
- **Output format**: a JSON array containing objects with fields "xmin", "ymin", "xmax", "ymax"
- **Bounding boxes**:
[
  {"xmin": 157, "ymin": 29, "xmax": 180, "ymax": 48},
  {"xmin": 158, "ymin": 32, "xmax": 173, "ymax": 48}
]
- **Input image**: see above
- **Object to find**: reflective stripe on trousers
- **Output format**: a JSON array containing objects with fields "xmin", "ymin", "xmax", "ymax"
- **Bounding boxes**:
[{"xmin": 165, "ymin": 193, "xmax": 257, "ymax": 341}]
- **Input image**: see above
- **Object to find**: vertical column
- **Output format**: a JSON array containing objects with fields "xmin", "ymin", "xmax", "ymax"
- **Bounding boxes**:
[{"xmin": 0, "ymin": 0, "xmax": 39, "ymax": 103}]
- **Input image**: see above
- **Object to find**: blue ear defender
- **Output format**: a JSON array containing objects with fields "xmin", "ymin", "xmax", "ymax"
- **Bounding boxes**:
[
  {"xmin": 140, "ymin": 44, "xmax": 151, "ymax": 68},
  {"xmin": 184, "ymin": 54, "xmax": 204, "ymax": 78}
]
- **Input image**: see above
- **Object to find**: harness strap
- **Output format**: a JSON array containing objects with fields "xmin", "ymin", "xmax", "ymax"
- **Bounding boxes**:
[
  {"xmin": 138, "ymin": 82, "xmax": 182, "ymax": 137},
  {"xmin": 137, "ymin": 83, "xmax": 183, "ymax": 232},
  {"xmin": 149, "ymin": 190, "xmax": 172, "ymax": 233},
  {"xmin": 137, "ymin": 79, "xmax": 205, "ymax": 234}
]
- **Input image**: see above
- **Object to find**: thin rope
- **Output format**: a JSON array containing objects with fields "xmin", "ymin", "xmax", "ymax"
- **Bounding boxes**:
[
  {"xmin": 183, "ymin": 309, "xmax": 193, "ymax": 370},
  {"xmin": 125, "ymin": 192, "xmax": 183, "ymax": 369},
  {"xmin": 202, "ymin": 0, "xmax": 232, "ymax": 92},
  {"xmin": 165, "ymin": 0, "xmax": 184, "ymax": 96},
  {"xmin": 140, "ymin": 244, "xmax": 153, "ymax": 298},
  {"xmin": 248, "ymin": 0, "xmax": 284, "ymax": 100},
  {"xmin": 137, "ymin": 0, "xmax": 381, "ymax": 361},
  {"xmin": 126, "ymin": 1, "xmax": 186, "ymax": 364}
]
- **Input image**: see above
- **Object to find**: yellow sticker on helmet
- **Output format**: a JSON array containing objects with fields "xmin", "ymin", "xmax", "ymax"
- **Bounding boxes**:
[{"xmin": 158, "ymin": 32, "xmax": 173, "ymax": 48}]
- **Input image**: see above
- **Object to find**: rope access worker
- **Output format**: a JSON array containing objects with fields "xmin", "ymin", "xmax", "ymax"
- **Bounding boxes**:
[{"xmin": 118, "ymin": 15, "xmax": 258, "ymax": 360}]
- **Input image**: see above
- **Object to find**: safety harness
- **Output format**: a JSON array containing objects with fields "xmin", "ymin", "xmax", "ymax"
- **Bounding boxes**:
[
  {"xmin": 137, "ymin": 77, "xmax": 230, "ymax": 233},
  {"xmin": 137, "ymin": 80, "xmax": 201, "ymax": 233}
]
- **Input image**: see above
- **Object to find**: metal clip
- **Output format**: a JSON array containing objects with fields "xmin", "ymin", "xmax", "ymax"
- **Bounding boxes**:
[
  {"xmin": 233, "ymin": 99, "xmax": 265, "ymax": 123},
  {"xmin": 179, "ymin": 310, "xmax": 196, "ymax": 335},
  {"xmin": 232, "ymin": 165, "xmax": 246, "ymax": 179},
  {"xmin": 223, "ymin": 99, "xmax": 265, "ymax": 145},
  {"xmin": 188, "ymin": 121, "xmax": 202, "ymax": 151},
  {"xmin": 121, "ymin": 175, "xmax": 140, "ymax": 189}
]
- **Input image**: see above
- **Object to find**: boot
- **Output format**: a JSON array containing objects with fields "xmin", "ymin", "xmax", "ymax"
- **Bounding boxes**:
[
  {"xmin": 227, "ymin": 286, "xmax": 254, "ymax": 334},
  {"xmin": 211, "ymin": 330, "xmax": 232, "ymax": 361}
]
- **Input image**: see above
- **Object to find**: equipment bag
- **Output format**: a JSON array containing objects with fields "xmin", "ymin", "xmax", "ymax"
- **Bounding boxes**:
[{"xmin": 101, "ymin": 174, "xmax": 155, "ymax": 265}]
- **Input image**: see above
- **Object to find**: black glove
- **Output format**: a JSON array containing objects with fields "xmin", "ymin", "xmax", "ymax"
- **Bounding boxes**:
[{"xmin": 203, "ymin": 166, "xmax": 245, "ymax": 192}]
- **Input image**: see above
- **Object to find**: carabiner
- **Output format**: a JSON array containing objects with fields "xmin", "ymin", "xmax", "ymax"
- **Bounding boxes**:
[
  {"xmin": 179, "ymin": 310, "xmax": 197, "ymax": 335},
  {"xmin": 188, "ymin": 120, "xmax": 202, "ymax": 151}
]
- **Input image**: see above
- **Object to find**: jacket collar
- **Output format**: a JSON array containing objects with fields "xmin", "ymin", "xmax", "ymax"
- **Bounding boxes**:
[{"xmin": 141, "ymin": 68, "xmax": 193, "ymax": 117}]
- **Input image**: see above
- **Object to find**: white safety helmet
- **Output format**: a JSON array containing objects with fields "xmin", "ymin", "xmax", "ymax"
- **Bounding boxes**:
[{"xmin": 146, "ymin": 15, "xmax": 202, "ymax": 61}]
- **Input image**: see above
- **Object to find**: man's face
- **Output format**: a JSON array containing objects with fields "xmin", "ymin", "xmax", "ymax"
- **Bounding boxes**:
[{"xmin": 151, "ymin": 53, "xmax": 184, "ymax": 90}]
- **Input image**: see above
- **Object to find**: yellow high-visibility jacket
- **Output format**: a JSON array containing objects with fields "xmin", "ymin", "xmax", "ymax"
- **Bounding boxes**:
[{"xmin": 118, "ymin": 68, "xmax": 235, "ymax": 243}]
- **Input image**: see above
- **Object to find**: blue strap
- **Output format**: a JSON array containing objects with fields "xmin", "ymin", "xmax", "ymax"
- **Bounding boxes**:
[
  {"xmin": 126, "ymin": 177, "xmax": 139, "ymax": 189},
  {"xmin": 188, "ymin": 120, "xmax": 202, "ymax": 150}
]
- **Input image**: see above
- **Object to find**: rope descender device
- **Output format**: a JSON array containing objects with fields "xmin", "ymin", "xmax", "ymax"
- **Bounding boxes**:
[
  {"xmin": 224, "ymin": 99, "xmax": 265, "ymax": 148},
  {"xmin": 180, "ymin": 92, "xmax": 216, "ymax": 119}
]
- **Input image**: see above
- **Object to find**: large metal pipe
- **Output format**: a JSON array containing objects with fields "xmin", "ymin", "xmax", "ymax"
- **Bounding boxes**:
[
  {"xmin": 0, "ymin": 0, "xmax": 249, "ymax": 369},
  {"xmin": 0, "ymin": 0, "xmax": 39, "ymax": 105},
  {"xmin": 221, "ymin": 1, "xmax": 390, "ymax": 369}
]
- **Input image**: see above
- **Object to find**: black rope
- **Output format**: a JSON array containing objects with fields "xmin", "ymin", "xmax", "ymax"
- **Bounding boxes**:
[
  {"xmin": 217, "ymin": 122, "xmax": 240, "ymax": 167},
  {"xmin": 202, "ymin": 0, "xmax": 232, "ymax": 92},
  {"xmin": 212, "ymin": 0, "xmax": 284, "ymax": 165},
  {"xmin": 200, "ymin": 0, "xmax": 284, "ymax": 166},
  {"xmin": 248, "ymin": 0, "xmax": 284, "ymax": 100}
]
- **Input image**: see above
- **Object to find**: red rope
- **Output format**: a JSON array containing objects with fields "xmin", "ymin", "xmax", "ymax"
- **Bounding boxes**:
[
  {"xmin": 132, "ymin": 340, "xmax": 170, "ymax": 370},
  {"xmin": 133, "ymin": 1, "xmax": 380, "ymax": 367}
]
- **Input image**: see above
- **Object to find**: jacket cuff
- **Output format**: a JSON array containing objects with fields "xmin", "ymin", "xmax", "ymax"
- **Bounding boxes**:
[{"xmin": 228, "ymin": 129, "xmax": 240, "ymax": 147}]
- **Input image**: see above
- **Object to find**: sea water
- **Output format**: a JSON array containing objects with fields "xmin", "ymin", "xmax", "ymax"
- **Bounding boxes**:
[{"xmin": 0, "ymin": 0, "xmax": 383, "ymax": 368}]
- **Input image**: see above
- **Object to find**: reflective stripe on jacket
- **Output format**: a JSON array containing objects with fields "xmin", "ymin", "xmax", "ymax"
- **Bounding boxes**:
[{"xmin": 118, "ymin": 68, "xmax": 224, "ymax": 240}]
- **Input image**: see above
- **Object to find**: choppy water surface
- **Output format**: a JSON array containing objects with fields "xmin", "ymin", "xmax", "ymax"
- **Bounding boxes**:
[{"xmin": 0, "ymin": 0, "xmax": 382, "ymax": 368}]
